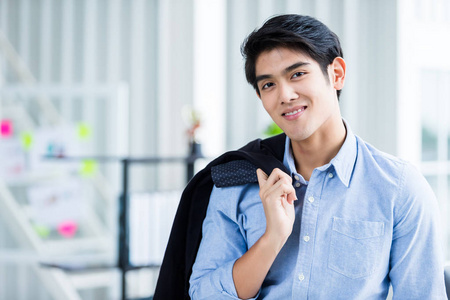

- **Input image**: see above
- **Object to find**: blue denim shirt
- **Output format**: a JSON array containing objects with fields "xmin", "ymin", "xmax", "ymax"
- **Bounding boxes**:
[{"xmin": 189, "ymin": 122, "xmax": 447, "ymax": 299}]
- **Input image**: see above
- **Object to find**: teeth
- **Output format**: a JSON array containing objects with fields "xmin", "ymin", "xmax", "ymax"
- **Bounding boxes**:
[{"xmin": 285, "ymin": 108, "xmax": 303, "ymax": 116}]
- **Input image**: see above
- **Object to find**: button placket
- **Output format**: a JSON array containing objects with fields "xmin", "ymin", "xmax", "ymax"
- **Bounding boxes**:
[{"xmin": 292, "ymin": 173, "xmax": 323, "ymax": 296}]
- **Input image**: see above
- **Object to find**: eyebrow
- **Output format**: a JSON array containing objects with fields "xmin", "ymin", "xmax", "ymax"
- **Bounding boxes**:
[{"xmin": 255, "ymin": 62, "xmax": 311, "ymax": 84}]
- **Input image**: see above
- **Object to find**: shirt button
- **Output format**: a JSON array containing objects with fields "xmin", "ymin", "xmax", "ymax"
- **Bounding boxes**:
[
  {"xmin": 295, "ymin": 182, "xmax": 301, "ymax": 188},
  {"xmin": 328, "ymin": 173, "xmax": 334, "ymax": 178},
  {"xmin": 298, "ymin": 273, "xmax": 305, "ymax": 281},
  {"xmin": 308, "ymin": 196, "xmax": 315, "ymax": 203},
  {"xmin": 303, "ymin": 235, "xmax": 310, "ymax": 242},
  {"xmin": 294, "ymin": 175, "xmax": 300, "ymax": 181}
]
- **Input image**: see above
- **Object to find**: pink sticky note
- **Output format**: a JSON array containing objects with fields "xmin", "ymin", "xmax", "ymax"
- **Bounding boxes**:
[
  {"xmin": 57, "ymin": 221, "xmax": 78, "ymax": 238},
  {"xmin": 0, "ymin": 119, "xmax": 13, "ymax": 137}
]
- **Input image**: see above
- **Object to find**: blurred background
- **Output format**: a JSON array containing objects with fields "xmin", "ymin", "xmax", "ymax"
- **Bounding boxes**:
[{"xmin": 0, "ymin": 0, "xmax": 449, "ymax": 299}]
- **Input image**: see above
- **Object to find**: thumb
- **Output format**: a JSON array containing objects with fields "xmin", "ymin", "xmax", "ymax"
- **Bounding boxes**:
[
  {"xmin": 256, "ymin": 168, "xmax": 268, "ymax": 188},
  {"xmin": 286, "ymin": 191, "xmax": 297, "ymax": 205}
]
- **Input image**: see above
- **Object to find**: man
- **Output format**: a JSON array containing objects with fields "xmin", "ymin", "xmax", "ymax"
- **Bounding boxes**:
[{"xmin": 161, "ymin": 14, "xmax": 447, "ymax": 299}]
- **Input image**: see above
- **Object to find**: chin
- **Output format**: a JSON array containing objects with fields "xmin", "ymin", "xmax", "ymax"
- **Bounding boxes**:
[{"xmin": 285, "ymin": 131, "xmax": 310, "ymax": 142}]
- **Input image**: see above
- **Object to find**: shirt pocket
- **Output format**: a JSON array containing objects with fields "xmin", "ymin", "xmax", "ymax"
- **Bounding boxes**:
[{"xmin": 328, "ymin": 217, "xmax": 385, "ymax": 279}]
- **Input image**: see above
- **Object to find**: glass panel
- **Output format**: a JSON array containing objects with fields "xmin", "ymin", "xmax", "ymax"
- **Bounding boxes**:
[
  {"xmin": 421, "ymin": 71, "xmax": 439, "ymax": 161},
  {"xmin": 448, "ymin": 175, "xmax": 450, "ymax": 200},
  {"xmin": 448, "ymin": 136, "xmax": 450, "ymax": 160},
  {"xmin": 447, "ymin": 175, "xmax": 450, "ymax": 260},
  {"xmin": 427, "ymin": 175, "xmax": 449, "ymax": 260},
  {"xmin": 425, "ymin": 175, "xmax": 438, "ymax": 193},
  {"xmin": 422, "ymin": 127, "xmax": 438, "ymax": 161},
  {"xmin": 443, "ymin": 71, "xmax": 450, "ymax": 160}
]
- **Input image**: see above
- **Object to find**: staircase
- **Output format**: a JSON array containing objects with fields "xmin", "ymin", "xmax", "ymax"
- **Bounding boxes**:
[{"xmin": 0, "ymin": 29, "xmax": 129, "ymax": 300}]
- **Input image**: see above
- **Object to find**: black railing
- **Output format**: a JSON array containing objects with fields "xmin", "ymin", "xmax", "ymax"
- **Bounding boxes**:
[{"xmin": 41, "ymin": 142, "xmax": 205, "ymax": 300}]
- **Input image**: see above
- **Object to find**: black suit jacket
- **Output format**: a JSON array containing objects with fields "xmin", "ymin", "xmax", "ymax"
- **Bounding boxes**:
[{"xmin": 153, "ymin": 133, "xmax": 288, "ymax": 300}]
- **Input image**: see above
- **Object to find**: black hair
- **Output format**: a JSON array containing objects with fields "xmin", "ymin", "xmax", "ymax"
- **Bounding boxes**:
[{"xmin": 241, "ymin": 14, "xmax": 344, "ymax": 98}]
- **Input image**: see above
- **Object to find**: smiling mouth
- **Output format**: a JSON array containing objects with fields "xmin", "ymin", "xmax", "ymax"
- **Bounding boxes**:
[{"xmin": 282, "ymin": 106, "xmax": 307, "ymax": 116}]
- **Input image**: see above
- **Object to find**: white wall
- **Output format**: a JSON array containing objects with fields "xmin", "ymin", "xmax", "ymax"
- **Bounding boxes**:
[{"xmin": 224, "ymin": 0, "xmax": 399, "ymax": 155}]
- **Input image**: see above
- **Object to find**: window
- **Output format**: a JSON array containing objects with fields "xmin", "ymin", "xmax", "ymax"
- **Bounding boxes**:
[{"xmin": 420, "ymin": 69, "xmax": 450, "ymax": 259}]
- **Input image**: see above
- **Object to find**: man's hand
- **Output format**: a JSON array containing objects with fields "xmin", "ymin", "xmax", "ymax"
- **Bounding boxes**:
[
  {"xmin": 232, "ymin": 168, "xmax": 297, "ymax": 299},
  {"xmin": 256, "ymin": 168, "xmax": 297, "ymax": 251}
]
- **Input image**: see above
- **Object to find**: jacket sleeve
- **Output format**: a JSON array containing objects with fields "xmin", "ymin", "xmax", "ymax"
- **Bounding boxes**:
[
  {"xmin": 389, "ymin": 163, "xmax": 447, "ymax": 299},
  {"xmin": 189, "ymin": 185, "xmax": 259, "ymax": 300}
]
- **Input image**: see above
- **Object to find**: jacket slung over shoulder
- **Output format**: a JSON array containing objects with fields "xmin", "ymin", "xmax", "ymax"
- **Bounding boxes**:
[{"xmin": 153, "ymin": 133, "xmax": 287, "ymax": 300}]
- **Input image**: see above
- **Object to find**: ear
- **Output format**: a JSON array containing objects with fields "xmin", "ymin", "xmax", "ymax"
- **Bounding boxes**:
[{"xmin": 330, "ymin": 57, "xmax": 346, "ymax": 91}]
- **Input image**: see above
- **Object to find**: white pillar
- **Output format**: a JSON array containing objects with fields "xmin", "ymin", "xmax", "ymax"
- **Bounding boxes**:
[{"xmin": 193, "ymin": 0, "xmax": 226, "ymax": 156}]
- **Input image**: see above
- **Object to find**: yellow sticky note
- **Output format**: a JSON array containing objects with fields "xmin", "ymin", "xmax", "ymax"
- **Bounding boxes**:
[
  {"xmin": 80, "ymin": 159, "xmax": 97, "ymax": 177},
  {"xmin": 21, "ymin": 131, "xmax": 34, "ymax": 150},
  {"xmin": 77, "ymin": 122, "xmax": 92, "ymax": 140}
]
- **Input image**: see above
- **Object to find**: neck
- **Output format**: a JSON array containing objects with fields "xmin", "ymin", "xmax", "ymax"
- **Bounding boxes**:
[{"xmin": 291, "ymin": 117, "xmax": 346, "ymax": 181}]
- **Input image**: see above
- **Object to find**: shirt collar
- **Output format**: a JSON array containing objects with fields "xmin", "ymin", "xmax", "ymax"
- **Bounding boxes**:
[
  {"xmin": 282, "ymin": 119, "xmax": 357, "ymax": 187},
  {"xmin": 283, "ymin": 137, "xmax": 299, "ymax": 179}
]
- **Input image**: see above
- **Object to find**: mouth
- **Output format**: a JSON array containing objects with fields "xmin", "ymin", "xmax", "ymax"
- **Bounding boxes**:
[{"xmin": 282, "ymin": 106, "xmax": 307, "ymax": 118}]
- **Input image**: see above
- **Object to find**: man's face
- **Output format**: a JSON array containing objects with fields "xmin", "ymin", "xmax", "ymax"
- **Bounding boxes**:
[{"xmin": 255, "ymin": 47, "xmax": 343, "ymax": 143}]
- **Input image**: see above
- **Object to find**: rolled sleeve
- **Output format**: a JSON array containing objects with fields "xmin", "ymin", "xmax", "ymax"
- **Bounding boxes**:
[{"xmin": 189, "ymin": 185, "xmax": 259, "ymax": 300}]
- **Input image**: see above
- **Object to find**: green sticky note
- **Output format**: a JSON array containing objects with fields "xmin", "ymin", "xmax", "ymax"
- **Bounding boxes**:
[
  {"xmin": 21, "ymin": 131, "xmax": 34, "ymax": 150},
  {"xmin": 77, "ymin": 122, "xmax": 92, "ymax": 140},
  {"xmin": 80, "ymin": 159, "xmax": 97, "ymax": 177},
  {"xmin": 264, "ymin": 122, "xmax": 283, "ymax": 137},
  {"xmin": 33, "ymin": 224, "xmax": 51, "ymax": 238}
]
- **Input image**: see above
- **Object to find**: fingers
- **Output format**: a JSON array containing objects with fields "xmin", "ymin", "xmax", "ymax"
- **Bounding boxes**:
[
  {"xmin": 286, "ymin": 192, "xmax": 297, "ymax": 204},
  {"xmin": 284, "ymin": 174, "xmax": 297, "ymax": 204},
  {"xmin": 257, "ymin": 168, "xmax": 297, "ymax": 243},
  {"xmin": 264, "ymin": 168, "xmax": 292, "ymax": 187},
  {"xmin": 256, "ymin": 169, "xmax": 268, "ymax": 189},
  {"xmin": 257, "ymin": 168, "xmax": 297, "ymax": 202}
]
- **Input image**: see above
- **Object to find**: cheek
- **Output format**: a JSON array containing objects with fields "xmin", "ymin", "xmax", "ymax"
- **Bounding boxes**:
[
  {"xmin": 262, "ymin": 102, "xmax": 272, "ymax": 114},
  {"xmin": 260, "ymin": 97, "xmax": 277, "ymax": 114}
]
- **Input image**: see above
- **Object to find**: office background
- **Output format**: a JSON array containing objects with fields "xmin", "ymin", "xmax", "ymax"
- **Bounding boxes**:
[{"xmin": 0, "ymin": 0, "xmax": 449, "ymax": 299}]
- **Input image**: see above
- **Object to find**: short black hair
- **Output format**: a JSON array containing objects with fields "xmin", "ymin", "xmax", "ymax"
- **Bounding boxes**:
[{"xmin": 241, "ymin": 14, "xmax": 344, "ymax": 98}]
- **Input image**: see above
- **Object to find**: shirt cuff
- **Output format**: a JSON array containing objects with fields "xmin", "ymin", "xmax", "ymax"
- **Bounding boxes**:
[{"xmin": 214, "ymin": 260, "xmax": 260, "ymax": 300}]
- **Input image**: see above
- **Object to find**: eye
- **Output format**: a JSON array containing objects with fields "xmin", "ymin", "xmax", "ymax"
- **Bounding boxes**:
[
  {"xmin": 292, "ymin": 72, "xmax": 305, "ymax": 78},
  {"xmin": 261, "ymin": 82, "xmax": 275, "ymax": 90}
]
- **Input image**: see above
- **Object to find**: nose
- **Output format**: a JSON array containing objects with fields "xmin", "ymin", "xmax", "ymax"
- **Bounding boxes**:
[{"xmin": 278, "ymin": 82, "xmax": 298, "ymax": 104}]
